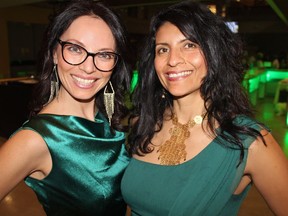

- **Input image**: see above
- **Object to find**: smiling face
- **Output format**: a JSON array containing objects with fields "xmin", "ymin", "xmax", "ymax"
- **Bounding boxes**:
[
  {"xmin": 54, "ymin": 15, "xmax": 116, "ymax": 102},
  {"xmin": 154, "ymin": 22, "xmax": 207, "ymax": 99}
]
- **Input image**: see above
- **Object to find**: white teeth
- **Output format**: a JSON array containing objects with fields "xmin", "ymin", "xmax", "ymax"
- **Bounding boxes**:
[
  {"xmin": 168, "ymin": 71, "xmax": 192, "ymax": 78},
  {"xmin": 73, "ymin": 75, "xmax": 95, "ymax": 85}
]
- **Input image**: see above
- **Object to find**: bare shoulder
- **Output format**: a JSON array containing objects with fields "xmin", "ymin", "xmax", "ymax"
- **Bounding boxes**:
[
  {"xmin": 245, "ymin": 129, "xmax": 288, "ymax": 216},
  {"xmin": 248, "ymin": 129, "xmax": 286, "ymax": 159},
  {"xmin": 0, "ymin": 129, "xmax": 50, "ymax": 177},
  {"xmin": 0, "ymin": 129, "xmax": 50, "ymax": 199},
  {"xmin": 246, "ymin": 128, "xmax": 287, "ymax": 171},
  {"xmin": 4, "ymin": 129, "xmax": 48, "ymax": 155}
]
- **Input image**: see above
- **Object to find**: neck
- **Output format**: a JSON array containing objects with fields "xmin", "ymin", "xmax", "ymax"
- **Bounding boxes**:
[
  {"xmin": 172, "ymin": 105, "xmax": 205, "ymax": 124},
  {"xmin": 172, "ymin": 94, "xmax": 205, "ymax": 122},
  {"xmin": 43, "ymin": 91, "xmax": 97, "ymax": 121}
]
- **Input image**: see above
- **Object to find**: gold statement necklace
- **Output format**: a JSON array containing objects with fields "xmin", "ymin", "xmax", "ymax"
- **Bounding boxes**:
[{"xmin": 157, "ymin": 113, "xmax": 204, "ymax": 165}]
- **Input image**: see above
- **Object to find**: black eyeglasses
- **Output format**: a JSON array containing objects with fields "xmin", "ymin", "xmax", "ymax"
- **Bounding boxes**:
[{"xmin": 58, "ymin": 39, "xmax": 119, "ymax": 72}]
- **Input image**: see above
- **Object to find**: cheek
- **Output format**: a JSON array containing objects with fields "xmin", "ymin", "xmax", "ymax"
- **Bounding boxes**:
[
  {"xmin": 187, "ymin": 52, "xmax": 202, "ymax": 64},
  {"xmin": 154, "ymin": 57, "xmax": 165, "ymax": 74},
  {"xmin": 56, "ymin": 48, "xmax": 73, "ymax": 71},
  {"xmin": 154, "ymin": 61, "xmax": 163, "ymax": 82},
  {"xmin": 57, "ymin": 59, "xmax": 72, "ymax": 73},
  {"xmin": 188, "ymin": 53, "xmax": 207, "ymax": 75},
  {"xmin": 103, "ymin": 73, "xmax": 112, "ymax": 80},
  {"xmin": 56, "ymin": 59, "xmax": 75, "ymax": 83}
]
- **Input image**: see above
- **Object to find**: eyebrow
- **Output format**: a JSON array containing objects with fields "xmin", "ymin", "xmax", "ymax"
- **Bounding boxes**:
[
  {"xmin": 60, "ymin": 39, "xmax": 116, "ymax": 52},
  {"xmin": 61, "ymin": 39, "xmax": 85, "ymax": 47},
  {"xmin": 155, "ymin": 38, "xmax": 190, "ymax": 46}
]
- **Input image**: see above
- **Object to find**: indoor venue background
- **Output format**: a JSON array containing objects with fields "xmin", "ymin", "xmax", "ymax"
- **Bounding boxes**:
[{"xmin": 0, "ymin": 0, "xmax": 287, "ymax": 215}]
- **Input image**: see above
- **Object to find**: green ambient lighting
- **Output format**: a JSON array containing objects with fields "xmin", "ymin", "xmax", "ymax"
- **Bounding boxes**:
[
  {"xmin": 130, "ymin": 70, "xmax": 138, "ymax": 93},
  {"xmin": 265, "ymin": 70, "xmax": 288, "ymax": 82},
  {"xmin": 261, "ymin": 110, "xmax": 274, "ymax": 122},
  {"xmin": 243, "ymin": 68, "xmax": 288, "ymax": 126},
  {"xmin": 247, "ymin": 76, "xmax": 259, "ymax": 93},
  {"xmin": 283, "ymin": 132, "xmax": 288, "ymax": 157},
  {"xmin": 130, "ymin": 68, "xmax": 288, "ymax": 126},
  {"xmin": 244, "ymin": 69, "xmax": 288, "ymax": 93}
]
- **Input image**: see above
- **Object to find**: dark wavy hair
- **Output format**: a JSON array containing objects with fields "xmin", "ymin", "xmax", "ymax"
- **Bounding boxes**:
[
  {"xmin": 29, "ymin": 0, "xmax": 132, "ymax": 131},
  {"xmin": 128, "ymin": 0, "xmax": 264, "ymax": 162}
]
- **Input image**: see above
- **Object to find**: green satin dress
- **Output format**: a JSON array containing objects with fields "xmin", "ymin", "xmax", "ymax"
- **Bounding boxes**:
[
  {"xmin": 20, "ymin": 112, "xmax": 129, "ymax": 216},
  {"xmin": 121, "ymin": 116, "xmax": 263, "ymax": 216}
]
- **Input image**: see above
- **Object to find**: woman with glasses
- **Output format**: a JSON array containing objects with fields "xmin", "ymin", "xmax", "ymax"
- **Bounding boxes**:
[{"xmin": 0, "ymin": 0, "xmax": 131, "ymax": 215}]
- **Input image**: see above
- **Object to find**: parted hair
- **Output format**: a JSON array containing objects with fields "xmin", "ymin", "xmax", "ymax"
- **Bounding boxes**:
[
  {"xmin": 29, "ymin": 0, "xmax": 132, "ymax": 131},
  {"xmin": 128, "ymin": 0, "xmax": 264, "ymax": 162}
]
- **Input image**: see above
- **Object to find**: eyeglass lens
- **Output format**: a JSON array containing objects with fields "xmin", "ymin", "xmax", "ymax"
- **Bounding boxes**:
[{"xmin": 60, "ymin": 41, "xmax": 118, "ymax": 72}]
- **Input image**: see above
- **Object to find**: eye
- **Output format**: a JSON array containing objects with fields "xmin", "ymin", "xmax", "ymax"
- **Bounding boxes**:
[
  {"xmin": 156, "ymin": 47, "xmax": 169, "ymax": 55},
  {"xmin": 184, "ymin": 42, "xmax": 198, "ymax": 49},
  {"xmin": 97, "ymin": 52, "xmax": 116, "ymax": 60},
  {"xmin": 65, "ymin": 44, "xmax": 83, "ymax": 54}
]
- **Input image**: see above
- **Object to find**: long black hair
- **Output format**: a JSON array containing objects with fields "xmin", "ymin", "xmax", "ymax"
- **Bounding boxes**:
[
  {"xmin": 29, "ymin": 0, "xmax": 132, "ymax": 131},
  {"xmin": 128, "ymin": 0, "xmax": 264, "ymax": 162}
]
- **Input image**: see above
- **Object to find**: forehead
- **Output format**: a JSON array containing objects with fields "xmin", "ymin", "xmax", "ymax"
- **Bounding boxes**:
[
  {"xmin": 155, "ymin": 22, "xmax": 186, "ymax": 42},
  {"xmin": 61, "ymin": 15, "xmax": 115, "ymax": 47}
]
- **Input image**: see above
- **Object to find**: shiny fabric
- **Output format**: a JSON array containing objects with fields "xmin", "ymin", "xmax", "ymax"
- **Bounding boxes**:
[
  {"xmin": 121, "ymin": 116, "xmax": 263, "ymax": 216},
  {"xmin": 21, "ymin": 112, "xmax": 129, "ymax": 216}
]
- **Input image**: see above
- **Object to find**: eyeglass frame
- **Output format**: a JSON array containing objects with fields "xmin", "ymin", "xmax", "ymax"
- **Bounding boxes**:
[{"xmin": 57, "ymin": 39, "xmax": 120, "ymax": 72}]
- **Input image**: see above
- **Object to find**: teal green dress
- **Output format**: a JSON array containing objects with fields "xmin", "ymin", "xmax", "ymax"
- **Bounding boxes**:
[
  {"xmin": 121, "ymin": 116, "xmax": 263, "ymax": 216},
  {"xmin": 19, "ymin": 112, "xmax": 129, "ymax": 216}
]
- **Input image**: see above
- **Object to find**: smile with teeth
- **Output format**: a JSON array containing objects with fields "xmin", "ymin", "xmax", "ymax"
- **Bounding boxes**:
[
  {"xmin": 72, "ymin": 75, "xmax": 95, "ymax": 85},
  {"xmin": 167, "ymin": 70, "xmax": 192, "ymax": 78}
]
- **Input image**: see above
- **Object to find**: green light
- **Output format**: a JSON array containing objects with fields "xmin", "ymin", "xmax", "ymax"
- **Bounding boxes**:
[
  {"xmin": 266, "ymin": 72, "xmax": 271, "ymax": 82},
  {"xmin": 263, "ymin": 61, "xmax": 272, "ymax": 67},
  {"xmin": 248, "ymin": 76, "xmax": 259, "ymax": 93},
  {"xmin": 259, "ymin": 73, "xmax": 267, "ymax": 82},
  {"xmin": 266, "ymin": 70, "xmax": 288, "ymax": 82},
  {"xmin": 283, "ymin": 132, "xmax": 288, "ymax": 158},
  {"xmin": 130, "ymin": 70, "xmax": 138, "ymax": 93},
  {"xmin": 262, "ymin": 111, "xmax": 274, "ymax": 121}
]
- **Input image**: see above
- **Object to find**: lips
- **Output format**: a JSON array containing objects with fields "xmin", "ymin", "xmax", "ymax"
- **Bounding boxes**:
[
  {"xmin": 166, "ymin": 70, "xmax": 192, "ymax": 78},
  {"xmin": 72, "ymin": 75, "xmax": 96, "ymax": 87}
]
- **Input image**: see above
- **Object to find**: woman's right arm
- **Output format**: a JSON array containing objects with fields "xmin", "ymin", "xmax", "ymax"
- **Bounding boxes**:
[{"xmin": 0, "ymin": 129, "xmax": 50, "ymax": 200}]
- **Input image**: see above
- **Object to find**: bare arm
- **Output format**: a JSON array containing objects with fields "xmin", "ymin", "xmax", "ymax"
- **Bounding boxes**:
[
  {"xmin": 0, "ymin": 130, "xmax": 51, "ymax": 200},
  {"xmin": 246, "ymin": 130, "xmax": 288, "ymax": 216}
]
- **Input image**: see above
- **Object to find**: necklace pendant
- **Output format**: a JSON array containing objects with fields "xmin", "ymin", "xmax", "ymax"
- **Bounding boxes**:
[
  {"xmin": 194, "ymin": 115, "xmax": 203, "ymax": 124},
  {"xmin": 158, "ymin": 113, "xmax": 204, "ymax": 166}
]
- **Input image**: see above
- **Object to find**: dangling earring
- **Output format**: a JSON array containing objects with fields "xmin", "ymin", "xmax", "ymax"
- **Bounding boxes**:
[
  {"xmin": 104, "ymin": 81, "xmax": 115, "ymax": 126},
  {"xmin": 161, "ymin": 88, "xmax": 166, "ymax": 99},
  {"xmin": 45, "ymin": 64, "xmax": 60, "ymax": 105}
]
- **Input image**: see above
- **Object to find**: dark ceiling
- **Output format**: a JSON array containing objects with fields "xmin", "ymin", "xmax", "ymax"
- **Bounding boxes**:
[{"xmin": 0, "ymin": 0, "xmax": 287, "ymax": 26}]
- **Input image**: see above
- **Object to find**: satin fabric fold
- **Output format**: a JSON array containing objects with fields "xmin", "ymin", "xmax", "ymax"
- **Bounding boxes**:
[{"xmin": 20, "ymin": 112, "xmax": 129, "ymax": 216}]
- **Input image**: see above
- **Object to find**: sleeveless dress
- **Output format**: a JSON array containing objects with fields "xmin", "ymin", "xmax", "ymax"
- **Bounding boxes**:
[
  {"xmin": 121, "ymin": 116, "xmax": 263, "ymax": 216},
  {"xmin": 19, "ymin": 112, "xmax": 129, "ymax": 216}
]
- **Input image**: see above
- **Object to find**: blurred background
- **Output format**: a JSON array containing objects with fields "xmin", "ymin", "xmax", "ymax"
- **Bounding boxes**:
[{"xmin": 0, "ymin": 1, "xmax": 287, "ymax": 215}]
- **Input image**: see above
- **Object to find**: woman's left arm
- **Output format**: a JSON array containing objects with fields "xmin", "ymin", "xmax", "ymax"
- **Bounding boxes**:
[{"xmin": 246, "ymin": 129, "xmax": 288, "ymax": 216}]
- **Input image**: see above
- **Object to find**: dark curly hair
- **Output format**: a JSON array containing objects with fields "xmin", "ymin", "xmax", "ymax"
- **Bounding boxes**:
[
  {"xmin": 29, "ymin": 0, "xmax": 132, "ymax": 132},
  {"xmin": 128, "ymin": 0, "xmax": 264, "ymax": 162}
]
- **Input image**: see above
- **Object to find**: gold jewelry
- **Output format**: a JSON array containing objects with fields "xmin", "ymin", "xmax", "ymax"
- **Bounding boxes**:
[
  {"xmin": 104, "ymin": 81, "xmax": 115, "ymax": 126},
  {"xmin": 157, "ymin": 113, "xmax": 204, "ymax": 165},
  {"xmin": 45, "ymin": 64, "xmax": 60, "ymax": 106}
]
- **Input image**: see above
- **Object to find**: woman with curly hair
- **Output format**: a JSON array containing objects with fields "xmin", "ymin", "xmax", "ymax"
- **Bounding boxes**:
[{"xmin": 121, "ymin": 1, "xmax": 288, "ymax": 215}]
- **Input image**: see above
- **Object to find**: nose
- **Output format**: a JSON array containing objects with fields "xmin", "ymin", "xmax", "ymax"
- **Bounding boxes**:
[
  {"xmin": 79, "ymin": 55, "xmax": 97, "ymax": 74},
  {"xmin": 167, "ymin": 48, "xmax": 185, "ymax": 67}
]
